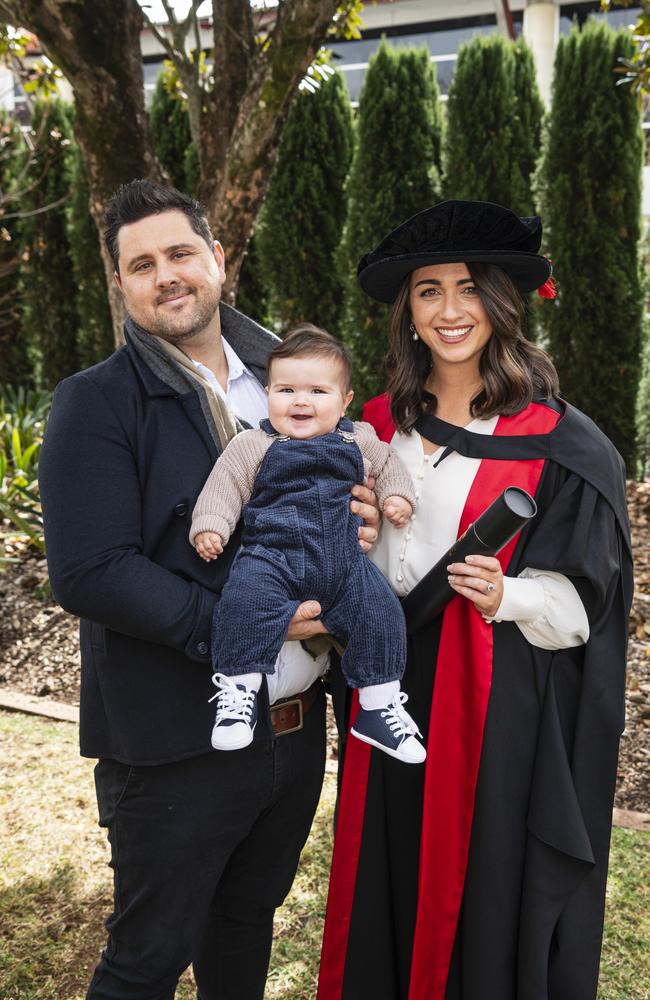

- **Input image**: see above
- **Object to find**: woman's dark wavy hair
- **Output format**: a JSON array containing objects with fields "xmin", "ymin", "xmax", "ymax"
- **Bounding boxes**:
[{"xmin": 386, "ymin": 262, "xmax": 560, "ymax": 432}]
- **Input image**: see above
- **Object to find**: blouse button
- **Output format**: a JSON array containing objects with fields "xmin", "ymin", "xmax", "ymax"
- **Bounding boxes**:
[
  {"xmin": 399, "ymin": 553, "xmax": 405, "ymax": 561},
  {"xmin": 415, "ymin": 492, "xmax": 420, "ymax": 500},
  {"xmin": 406, "ymin": 531, "xmax": 412, "ymax": 540},
  {"xmin": 396, "ymin": 574, "xmax": 404, "ymax": 582}
]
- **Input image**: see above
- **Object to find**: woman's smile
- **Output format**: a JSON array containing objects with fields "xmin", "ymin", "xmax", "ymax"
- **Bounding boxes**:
[{"xmin": 435, "ymin": 324, "xmax": 473, "ymax": 343}]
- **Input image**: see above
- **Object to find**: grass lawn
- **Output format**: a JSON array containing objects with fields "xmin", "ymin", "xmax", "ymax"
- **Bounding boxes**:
[{"xmin": 0, "ymin": 710, "xmax": 648, "ymax": 999}]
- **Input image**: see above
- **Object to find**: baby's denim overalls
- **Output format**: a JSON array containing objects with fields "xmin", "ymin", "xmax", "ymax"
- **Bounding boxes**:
[{"xmin": 212, "ymin": 418, "xmax": 406, "ymax": 688}]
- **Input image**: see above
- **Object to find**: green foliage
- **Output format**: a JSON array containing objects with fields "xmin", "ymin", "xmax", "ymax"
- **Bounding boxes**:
[
  {"xmin": 510, "ymin": 41, "xmax": 546, "ymax": 217},
  {"xmin": 635, "ymin": 226, "xmax": 650, "ymax": 478},
  {"xmin": 0, "ymin": 112, "xmax": 34, "ymax": 385},
  {"xmin": 236, "ymin": 234, "xmax": 271, "ymax": 329},
  {"xmin": 445, "ymin": 34, "xmax": 544, "ymax": 214},
  {"xmin": 149, "ymin": 67, "xmax": 195, "ymax": 191},
  {"xmin": 538, "ymin": 20, "xmax": 644, "ymax": 469},
  {"xmin": 256, "ymin": 68, "xmax": 354, "ymax": 333},
  {"xmin": 18, "ymin": 98, "xmax": 81, "ymax": 389},
  {"xmin": 339, "ymin": 41, "xmax": 443, "ymax": 406},
  {"xmin": 445, "ymin": 34, "xmax": 514, "ymax": 203},
  {"xmin": 601, "ymin": 0, "xmax": 650, "ymax": 95},
  {"xmin": 0, "ymin": 25, "xmax": 63, "ymax": 99},
  {"xmin": 0, "ymin": 384, "xmax": 50, "ymax": 554},
  {"xmin": 65, "ymin": 144, "xmax": 114, "ymax": 369}
]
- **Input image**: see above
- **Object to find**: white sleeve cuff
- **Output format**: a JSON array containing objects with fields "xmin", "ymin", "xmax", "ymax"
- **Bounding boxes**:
[
  {"xmin": 492, "ymin": 575, "xmax": 546, "ymax": 623},
  {"xmin": 492, "ymin": 569, "xmax": 590, "ymax": 650}
]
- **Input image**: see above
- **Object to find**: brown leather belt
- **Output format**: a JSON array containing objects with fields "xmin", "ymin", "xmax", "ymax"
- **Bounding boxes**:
[{"xmin": 270, "ymin": 679, "xmax": 321, "ymax": 737}]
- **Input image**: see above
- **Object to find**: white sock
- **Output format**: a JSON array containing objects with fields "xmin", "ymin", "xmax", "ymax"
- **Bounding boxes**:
[
  {"xmin": 236, "ymin": 671, "xmax": 263, "ymax": 692},
  {"xmin": 358, "ymin": 680, "xmax": 401, "ymax": 711}
]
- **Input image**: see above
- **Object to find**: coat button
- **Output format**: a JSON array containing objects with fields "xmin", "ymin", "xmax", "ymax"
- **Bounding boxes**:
[
  {"xmin": 197, "ymin": 641, "xmax": 209, "ymax": 655},
  {"xmin": 174, "ymin": 503, "xmax": 188, "ymax": 516}
]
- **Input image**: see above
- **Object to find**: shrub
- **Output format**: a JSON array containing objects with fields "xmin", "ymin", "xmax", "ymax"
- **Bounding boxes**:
[
  {"xmin": 339, "ymin": 41, "xmax": 443, "ymax": 406},
  {"xmin": 538, "ymin": 20, "xmax": 643, "ymax": 469},
  {"xmin": 65, "ymin": 144, "xmax": 114, "ymax": 368},
  {"xmin": 0, "ymin": 385, "xmax": 50, "ymax": 555},
  {"xmin": 18, "ymin": 99, "xmax": 81, "ymax": 389},
  {"xmin": 257, "ymin": 68, "xmax": 354, "ymax": 334}
]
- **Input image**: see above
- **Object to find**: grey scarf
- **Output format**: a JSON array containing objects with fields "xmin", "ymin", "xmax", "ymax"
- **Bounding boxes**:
[{"xmin": 125, "ymin": 314, "xmax": 240, "ymax": 452}]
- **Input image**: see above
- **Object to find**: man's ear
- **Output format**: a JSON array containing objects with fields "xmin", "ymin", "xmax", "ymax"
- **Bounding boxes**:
[
  {"xmin": 264, "ymin": 385, "xmax": 269, "ymax": 395},
  {"xmin": 114, "ymin": 270, "xmax": 122, "ymax": 290},
  {"xmin": 213, "ymin": 241, "xmax": 226, "ymax": 274}
]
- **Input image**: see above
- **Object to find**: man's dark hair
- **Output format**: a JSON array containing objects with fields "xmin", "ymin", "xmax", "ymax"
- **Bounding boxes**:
[
  {"xmin": 104, "ymin": 179, "xmax": 214, "ymax": 272},
  {"xmin": 267, "ymin": 323, "xmax": 353, "ymax": 392}
]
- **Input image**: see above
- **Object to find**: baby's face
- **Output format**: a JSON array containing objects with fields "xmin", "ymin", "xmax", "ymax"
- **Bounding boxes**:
[{"xmin": 266, "ymin": 355, "xmax": 354, "ymax": 440}]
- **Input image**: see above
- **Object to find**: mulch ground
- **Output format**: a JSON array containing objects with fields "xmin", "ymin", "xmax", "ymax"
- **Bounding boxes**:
[{"xmin": 1, "ymin": 481, "xmax": 649, "ymax": 812}]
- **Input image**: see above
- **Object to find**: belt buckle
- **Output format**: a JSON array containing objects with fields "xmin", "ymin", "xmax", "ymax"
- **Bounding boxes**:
[{"xmin": 272, "ymin": 696, "xmax": 304, "ymax": 737}]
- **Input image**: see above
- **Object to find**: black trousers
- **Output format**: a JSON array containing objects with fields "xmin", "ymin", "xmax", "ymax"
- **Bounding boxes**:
[{"xmin": 87, "ymin": 687, "xmax": 326, "ymax": 1000}]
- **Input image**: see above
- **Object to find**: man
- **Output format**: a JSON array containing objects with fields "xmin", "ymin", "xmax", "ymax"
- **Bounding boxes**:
[{"xmin": 38, "ymin": 179, "xmax": 378, "ymax": 999}]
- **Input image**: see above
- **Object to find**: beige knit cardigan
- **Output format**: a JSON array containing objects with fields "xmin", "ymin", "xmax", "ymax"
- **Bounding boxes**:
[{"xmin": 190, "ymin": 421, "xmax": 416, "ymax": 545}]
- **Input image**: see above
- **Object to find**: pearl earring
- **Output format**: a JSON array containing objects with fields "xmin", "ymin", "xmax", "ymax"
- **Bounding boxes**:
[{"xmin": 409, "ymin": 321, "xmax": 419, "ymax": 341}]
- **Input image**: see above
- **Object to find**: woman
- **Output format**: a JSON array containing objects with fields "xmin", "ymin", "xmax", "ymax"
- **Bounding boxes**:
[{"xmin": 318, "ymin": 200, "xmax": 632, "ymax": 1000}]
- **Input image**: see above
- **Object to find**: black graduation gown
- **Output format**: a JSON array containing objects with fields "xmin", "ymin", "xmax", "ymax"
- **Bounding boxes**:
[{"xmin": 319, "ymin": 397, "xmax": 632, "ymax": 1000}]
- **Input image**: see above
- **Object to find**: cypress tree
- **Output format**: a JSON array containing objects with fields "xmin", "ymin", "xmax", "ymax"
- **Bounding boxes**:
[
  {"xmin": 510, "ymin": 41, "xmax": 545, "ymax": 217},
  {"xmin": 235, "ymin": 234, "xmax": 271, "ymax": 328},
  {"xmin": 65, "ymin": 143, "xmax": 114, "ymax": 368},
  {"xmin": 256, "ymin": 68, "xmax": 354, "ymax": 334},
  {"xmin": 0, "ymin": 113, "xmax": 33, "ymax": 385},
  {"xmin": 444, "ymin": 35, "xmax": 515, "ymax": 204},
  {"xmin": 538, "ymin": 20, "xmax": 643, "ymax": 469},
  {"xmin": 444, "ymin": 36, "xmax": 544, "ymax": 213},
  {"xmin": 339, "ymin": 42, "xmax": 443, "ymax": 405},
  {"xmin": 149, "ymin": 68, "xmax": 194, "ymax": 191},
  {"xmin": 18, "ymin": 99, "xmax": 81, "ymax": 388}
]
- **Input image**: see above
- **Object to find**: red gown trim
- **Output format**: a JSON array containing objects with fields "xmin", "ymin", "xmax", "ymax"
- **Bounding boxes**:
[{"xmin": 318, "ymin": 393, "xmax": 560, "ymax": 1000}]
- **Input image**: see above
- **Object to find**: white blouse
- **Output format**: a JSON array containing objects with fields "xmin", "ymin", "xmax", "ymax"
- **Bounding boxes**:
[{"xmin": 369, "ymin": 422, "xmax": 590, "ymax": 651}]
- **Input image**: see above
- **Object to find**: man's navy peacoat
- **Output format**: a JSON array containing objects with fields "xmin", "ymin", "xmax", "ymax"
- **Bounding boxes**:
[{"xmin": 38, "ymin": 304, "xmax": 279, "ymax": 764}]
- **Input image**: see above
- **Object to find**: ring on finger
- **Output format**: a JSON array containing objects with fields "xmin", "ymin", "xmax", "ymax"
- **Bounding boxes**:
[{"xmin": 486, "ymin": 582, "xmax": 495, "ymax": 593}]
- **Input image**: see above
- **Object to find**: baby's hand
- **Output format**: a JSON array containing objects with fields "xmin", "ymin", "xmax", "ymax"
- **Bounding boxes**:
[
  {"xmin": 383, "ymin": 495, "xmax": 413, "ymax": 528},
  {"xmin": 194, "ymin": 531, "xmax": 224, "ymax": 561}
]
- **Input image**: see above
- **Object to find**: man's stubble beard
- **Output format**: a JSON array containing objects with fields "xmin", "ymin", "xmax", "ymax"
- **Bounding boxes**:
[{"xmin": 148, "ymin": 284, "xmax": 222, "ymax": 345}]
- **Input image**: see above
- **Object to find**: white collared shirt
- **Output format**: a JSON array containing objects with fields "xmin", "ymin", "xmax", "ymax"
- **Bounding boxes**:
[
  {"xmin": 192, "ymin": 336, "xmax": 269, "ymax": 428},
  {"xmin": 370, "ymin": 423, "xmax": 589, "ymax": 651},
  {"xmin": 194, "ymin": 336, "xmax": 329, "ymax": 701}
]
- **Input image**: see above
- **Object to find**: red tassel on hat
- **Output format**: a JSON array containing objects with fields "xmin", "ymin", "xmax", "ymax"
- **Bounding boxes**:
[
  {"xmin": 537, "ymin": 257, "xmax": 556, "ymax": 299},
  {"xmin": 537, "ymin": 276, "xmax": 556, "ymax": 299}
]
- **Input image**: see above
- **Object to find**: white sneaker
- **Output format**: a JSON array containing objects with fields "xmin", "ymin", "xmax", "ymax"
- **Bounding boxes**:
[{"xmin": 208, "ymin": 673, "xmax": 259, "ymax": 750}]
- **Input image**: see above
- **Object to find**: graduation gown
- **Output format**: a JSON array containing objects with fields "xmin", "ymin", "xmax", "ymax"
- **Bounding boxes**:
[{"xmin": 318, "ymin": 395, "xmax": 632, "ymax": 1000}]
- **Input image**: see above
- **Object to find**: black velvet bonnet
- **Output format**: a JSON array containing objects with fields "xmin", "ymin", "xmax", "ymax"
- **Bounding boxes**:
[{"xmin": 357, "ymin": 200, "xmax": 553, "ymax": 303}]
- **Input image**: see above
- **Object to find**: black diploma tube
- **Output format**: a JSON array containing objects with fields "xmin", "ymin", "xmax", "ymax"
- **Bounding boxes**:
[{"xmin": 401, "ymin": 486, "xmax": 537, "ymax": 635}]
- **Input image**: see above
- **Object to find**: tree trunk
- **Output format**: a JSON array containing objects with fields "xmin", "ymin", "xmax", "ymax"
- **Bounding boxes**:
[
  {"xmin": 0, "ymin": 0, "xmax": 342, "ymax": 323},
  {"xmin": 200, "ymin": 0, "xmax": 341, "ymax": 298},
  {"xmin": 0, "ymin": 0, "xmax": 164, "ymax": 344}
]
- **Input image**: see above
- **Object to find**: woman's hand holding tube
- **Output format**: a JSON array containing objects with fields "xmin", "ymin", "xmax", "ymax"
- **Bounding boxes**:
[{"xmin": 447, "ymin": 554, "xmax": 504, "ymax": 618}]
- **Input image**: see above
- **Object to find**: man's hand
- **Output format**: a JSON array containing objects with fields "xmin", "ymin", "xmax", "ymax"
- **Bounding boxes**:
[
  {"xmin": 194, "ymin": 530, "xmax": 224, "ymax": 562},
  {"xmin": 383, "ymin": 495, "xmax": 413, "ymax": 528},
  {"xmin": 351, "ymin": 476, "xmax": 379, "ymax": 553},
  {"xmin": 286, "ymin": 600, "xmax": 327, "ymax": 641}
]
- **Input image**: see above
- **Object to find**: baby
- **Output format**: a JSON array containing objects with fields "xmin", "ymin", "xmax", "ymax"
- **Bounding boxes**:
[{"xmin": 190, "ymin": 325, "xmax": 425, "ymax": 764}]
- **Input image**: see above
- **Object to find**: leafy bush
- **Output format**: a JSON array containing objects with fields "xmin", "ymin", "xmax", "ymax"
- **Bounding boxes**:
[
  {"xmin": 0, "ymin": 385, "xmax": 50, "ymax": 555},
  {"xmin": 538, "ymin": 20, "xmax": 644, "ymax": 470},
  {"xmin": 257, "ymin": 67, "xmax": 354, "ymax": 334},
  {"xmin": 338, "ymin": 40, "xmax": 443, "ymax": 406}
]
